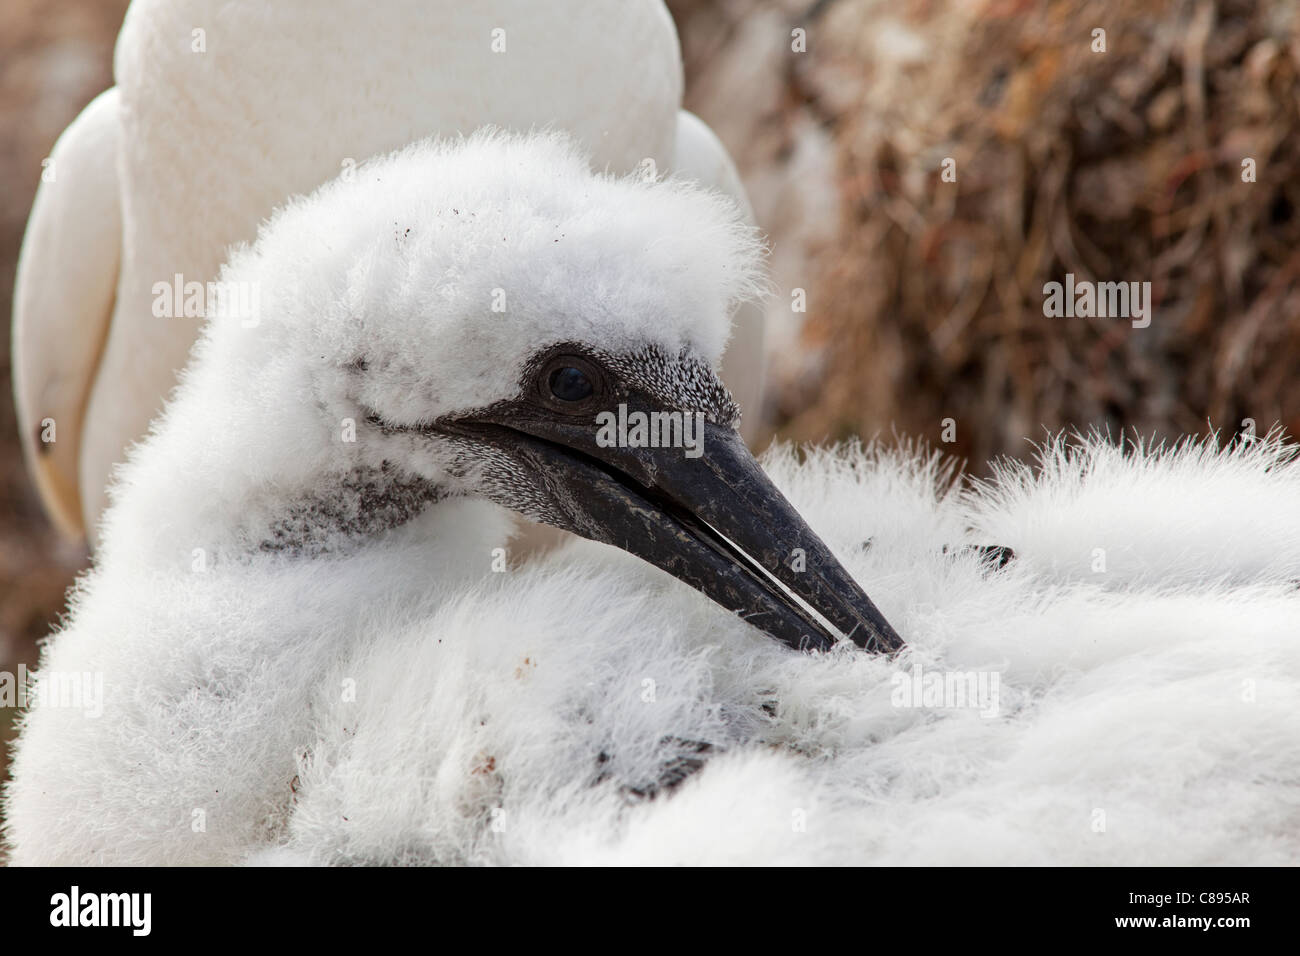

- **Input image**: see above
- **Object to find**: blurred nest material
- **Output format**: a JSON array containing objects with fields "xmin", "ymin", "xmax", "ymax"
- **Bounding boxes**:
[{"xmin": 772, "ymin": 0, "xmax": 1300, "ymax": 464}]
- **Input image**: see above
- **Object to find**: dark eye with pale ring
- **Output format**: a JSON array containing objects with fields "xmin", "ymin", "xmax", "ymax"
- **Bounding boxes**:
[{"xmin": 549, "ymin": 366, "xmax": 594, "ymax": 402}]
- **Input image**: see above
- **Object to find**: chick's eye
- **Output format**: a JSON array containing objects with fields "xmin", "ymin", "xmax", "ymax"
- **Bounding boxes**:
[{"xmin": 549, "ymin": 366, "xmax": 593, "ymax": 402}]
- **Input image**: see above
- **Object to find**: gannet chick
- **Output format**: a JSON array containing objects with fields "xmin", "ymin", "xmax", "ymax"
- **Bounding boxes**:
[{"xmin": 4, "ymin": 131, "xmax": 899, "ymax": 864}]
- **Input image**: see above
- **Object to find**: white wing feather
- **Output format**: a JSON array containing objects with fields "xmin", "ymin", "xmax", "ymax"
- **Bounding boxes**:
[{"xmin": 12, "ymin": 88, "xmax": 122, "ymax": 535}]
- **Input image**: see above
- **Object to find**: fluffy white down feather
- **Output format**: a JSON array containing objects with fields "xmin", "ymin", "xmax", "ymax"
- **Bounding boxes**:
[{"xmin": 7, "ymin": 434, "xmax": 1299, "ymax": 865}]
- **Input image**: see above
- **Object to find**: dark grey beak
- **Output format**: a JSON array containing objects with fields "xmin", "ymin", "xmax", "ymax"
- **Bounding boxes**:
[{"xmin": 450, "ymin": 409, "xmax": 903, "ymax": 654}]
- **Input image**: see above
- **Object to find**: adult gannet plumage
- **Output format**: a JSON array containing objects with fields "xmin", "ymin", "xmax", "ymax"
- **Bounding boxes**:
[
  {"xmin": 7, "ymin": 130, "xmax": 1300, "ymax": 867},
  {"xmin": 13, "ymin": 0, "xmax": 766, "ymax": 543}
]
